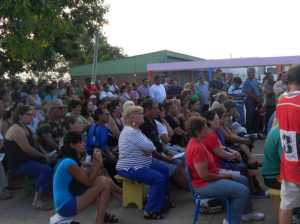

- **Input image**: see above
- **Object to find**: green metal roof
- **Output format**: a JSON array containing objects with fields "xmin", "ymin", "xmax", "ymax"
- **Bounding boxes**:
[{"xmin": 70, "ymin": 50, "xmax": 203, "ymax": 77}]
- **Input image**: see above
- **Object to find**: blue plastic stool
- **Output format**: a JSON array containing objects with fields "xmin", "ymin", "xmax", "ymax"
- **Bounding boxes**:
[{"xmin": 185, "ymin": 162, "xmax": 232, "ymax": 224}]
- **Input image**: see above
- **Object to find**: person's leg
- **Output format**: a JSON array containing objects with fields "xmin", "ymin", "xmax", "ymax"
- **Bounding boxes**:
[
  {"xmin": 236, "ymin": 103, "xmax": 245, "ymax": 126},
  {"xmin": 219, "ymin": 160, "xmax": 248, "ymax": 177},
  {"xmin": 231, "ymin": 174, "xmax": 253, "ymax": 213},
  {"xmin": 279, "ymin": 209, "xmax": 293, "ymax": 224},
  {"xmin": 245, "ymin": 101, "xmax": 255, "ymax": 134},
  {"xmin": 0, "ymin": 162, "xmax": 8, "ymax": 192},
  {"xmin": 77, "ymin": 176, "xmax": 113, "ymax": 224},
  {"xmin": 16, "ymin": 160, "xmax": 52, "ymax": 193},
  {"xmin": 196, "ymin": 179, "xmax": 249, "ymax": 224},
  {"xmin": 279, "ymin": 181, "xmax": 300, "ymax": 224},
  {"xmin": 16, "ymin": 160, "xmax": 52, "ymax": 208},
  {"xmin": 118, "ymin": 165, "xmax": 168, "ymax": 214},
  {"xmin": 0, "ymin": 161, "xmax": 12, "ymax": 200},
  {"xmin": 152, "ymin": 158, "xmax": 187, "ymax": 189}
]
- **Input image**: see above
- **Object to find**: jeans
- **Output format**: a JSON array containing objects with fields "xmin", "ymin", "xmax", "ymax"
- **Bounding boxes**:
[
  {"xmin": 245, "ymin": 101, "xmax": 258, "ymax": 134},
  {"xmin": 195, "ymin": 175, "xmax": 251, "ymax": 224},
  {"xmin": 265, "ymin": 106, "xmax": 276, "ymax": 134},
  {"xmin": 0, "ymin": 162, "xmax": 8, "ymax": 192},
  {"xmin": 117, "ymin": 160, "xmax": 169, "ymax": 213},
  {"xmin": 15, "ymin": 160, "xmax": 52, "ymax": 193},
  {"xmin": 164, "ymin": 144, "xmax": 185, "ymax": 165},
  {"xmin": 219, "ymin": 160, "xmax": 248, "ymax": 177},
  {"xmin": 235, "ymin": 103, "xmax": 245, "ymax": 126}
]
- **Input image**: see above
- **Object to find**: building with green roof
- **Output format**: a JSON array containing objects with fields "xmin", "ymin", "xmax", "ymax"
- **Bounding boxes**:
[{"xmin": 70, "ymin": 50, "xmax": 203, "ymax": 84}]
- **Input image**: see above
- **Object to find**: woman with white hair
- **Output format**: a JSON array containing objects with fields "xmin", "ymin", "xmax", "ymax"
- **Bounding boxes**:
[{"xmin": 116, "ymin": 106, "xmax": 169, "ymax": 220}]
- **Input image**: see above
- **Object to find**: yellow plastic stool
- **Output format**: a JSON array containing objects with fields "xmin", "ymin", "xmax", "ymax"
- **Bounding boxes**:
[{"xmin": 115, "ymin": 175, "xmax": 146, "ymax": 210}]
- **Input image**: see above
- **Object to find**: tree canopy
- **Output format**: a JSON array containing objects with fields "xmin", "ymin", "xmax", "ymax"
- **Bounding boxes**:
[{"xmin": 0, "ymin": 0, "xmax": 125, "ymax": 79}]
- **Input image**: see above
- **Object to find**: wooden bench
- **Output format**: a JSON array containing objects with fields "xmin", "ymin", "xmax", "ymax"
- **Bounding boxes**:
[{"xmin": 115, "ymin": 175, "xmax": 146, "ymax": 210}]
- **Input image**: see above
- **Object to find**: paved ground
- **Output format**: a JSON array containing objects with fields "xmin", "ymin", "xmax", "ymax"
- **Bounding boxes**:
[{"xmin": 0, "ymin": 140, "xmax": 277, "ymax": 224}]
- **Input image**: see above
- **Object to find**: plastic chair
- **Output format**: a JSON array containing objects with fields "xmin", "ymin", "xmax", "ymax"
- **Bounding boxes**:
[{"xmin": 184, "ymin": 161, "xmax": 232, "ymax": 224}]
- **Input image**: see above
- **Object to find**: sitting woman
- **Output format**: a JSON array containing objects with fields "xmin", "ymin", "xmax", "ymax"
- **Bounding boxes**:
[
  {"xmin": 66, "ymin": 100, "xmax": 91, "ymax": 131},
  {"xmin": 185, "ymin": 116, "xmax": 264, "ymax": 224},
  {"xmin": 106, "ymin": 100, "xmax": 123, "ymax": 146},
  {"xmin": 164, "ymin": 99, "xmax": 187, "ymax": 147},
  {"xmin": 86, "ymin": 109, "xmax": 118, "ymax": 181},
  {"xmin": 214, "ymin": 108, "xmax": 254, "ymax": 153},
  {"xmin": 116, "ymin": 105, "xmax": 169, "ymax": 220},
  {"xmin": 51, "ymin": 132, "xmax": 117, "ymax": 224},
  {"xmin": 4, "ymin": 105, "xmax": 52, "ymax": 210},
  {"xmin": 155, "ymin": 103, "xmax": 184, "ymax": 160},
  {"xmin": 202, "ymin": 110, "xmax": 248, "ymax": 175}
]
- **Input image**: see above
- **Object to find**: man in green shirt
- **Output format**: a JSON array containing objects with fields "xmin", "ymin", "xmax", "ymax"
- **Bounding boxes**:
[{"xmin": 262, "ymin": 127, "xmax": 282, "ymax": 189}]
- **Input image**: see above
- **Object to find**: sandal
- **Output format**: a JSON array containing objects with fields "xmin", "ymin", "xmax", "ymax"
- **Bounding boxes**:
[
  {"xmin": 104, "ymin": 212, "xmax": 118, "ymax": 223},
  {"xmin": 32, "ymin": 200, "xmax": 53, "ymax": 211},
  {"xmin": 144, "ymin": 211, "xmax": 164, "ymax": 220},
  {"xmin": 0, "ymin": 189, "xmax": 12, "ymax": 200}
]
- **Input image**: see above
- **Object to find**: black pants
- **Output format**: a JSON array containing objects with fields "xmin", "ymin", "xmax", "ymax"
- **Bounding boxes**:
[
  {"xmin": 265, "ymin": 105, "xmax": 276, "ymax": 133},
  {"xmin": 263, "ymin": 177, "xmax": 281, "ymax": 190},
  {"xmin": 245, "ymin": 101, "xmax": 259, "ymax": 134}
]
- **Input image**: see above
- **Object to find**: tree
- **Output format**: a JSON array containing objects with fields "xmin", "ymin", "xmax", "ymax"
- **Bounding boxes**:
[{"xmin": 0, "ymin": 0, "xmax": 125, "ymax": 79}]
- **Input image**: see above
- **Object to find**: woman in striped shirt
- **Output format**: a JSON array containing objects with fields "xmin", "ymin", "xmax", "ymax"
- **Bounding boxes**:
[{"xmin": 116, "ymin": 106, "xmax": 169, "ymax": 220}]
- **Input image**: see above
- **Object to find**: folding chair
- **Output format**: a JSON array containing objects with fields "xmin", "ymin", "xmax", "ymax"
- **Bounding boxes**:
[{"xmin": 184, "ymin": 159, "xmax": 232, "ymax": 224}]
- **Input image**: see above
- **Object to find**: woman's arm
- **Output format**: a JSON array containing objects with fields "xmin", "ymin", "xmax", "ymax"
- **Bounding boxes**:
[
  {"xmin": 221, "ymin": 126, "xmax": 251, "ymax": 145},
  {"xmin": 68, "ymin": 150, "xmax": 103, "ymax": 187},
  {"xmin": 129, "ymin": 130, "xmax": 155, "ymax": 152},
  {"xmin": 163, "ymin": 119, "xmax": 174, "ymax": 137},
  {"xmin": 9, "ymin": 126, "xmax": 47, "ymax": 159},
  {"xmin": 213, "ymin": 146, "xmax": 236, "ymax": 161},
  {"xmin": 194, "ymin": 161, "xmax": 231, "ymax": 181},
  {"xmin": 106, "ymin": 116, "xmax": 120, "ymax": 137}
]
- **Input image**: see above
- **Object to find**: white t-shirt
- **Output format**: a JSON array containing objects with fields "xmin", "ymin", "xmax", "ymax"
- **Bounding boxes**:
[
  {"xmin": 99, "ymin": 91, "xmax": 115, "ymax": 100},
  {"xmin": 155, "ymin": 120, "xmax": 168, "ymax": 136},
  {"xmin": 150, "ymin": 84, "xmax": 166, "ymax": 103}
]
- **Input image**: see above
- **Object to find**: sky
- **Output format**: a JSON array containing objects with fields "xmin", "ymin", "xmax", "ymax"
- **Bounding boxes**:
[{"xmin": 103, "ymin": 0, "xmax": 300, "ymax": 60}]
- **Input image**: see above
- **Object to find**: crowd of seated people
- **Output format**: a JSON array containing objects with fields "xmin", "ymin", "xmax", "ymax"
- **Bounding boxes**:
[{"xmin": 0, "ymin": 69, "xmax": 283, "ymax": 223}]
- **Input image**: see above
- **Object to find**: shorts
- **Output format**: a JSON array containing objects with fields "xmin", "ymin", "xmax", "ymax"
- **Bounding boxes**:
[
  {"xmin": 57, "ymin": 197, "xmax": 77, "ymax": 217},
  {"xmin": 280, "ymin": 181, "xmax": 300, "ymax": 210}
]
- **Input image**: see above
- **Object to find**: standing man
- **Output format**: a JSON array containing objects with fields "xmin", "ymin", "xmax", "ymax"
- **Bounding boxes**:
[
  {"xmin": 276, "ymin": 65, "xmax": 300, "ymax": 224},
  {"xmin": 83, "ymin": 77, "xmax": 97, "ymax": 98},
  {"xmin": 262, "ymin": 72, "xmax": 276, "ymax": 133},
  {"xmin": 166, "ymin": 79, "xmax": 182, "ymax": 99},
  {"xmin": 242, "ymin": 68, "xmax": 262, "ymax": 134},
  {"xmin": 149, "ymin": 75, "xmax": 166, "ymax": 104},
  {"xmin": 137, "ymin": 78, "xmax": 150, "ymax": 98},
  {"xmin": 228, "ymin": 77, "xmax": 245, "ymax": 125},
  {"xmin": 194, "ymin": 76, "xmax": 209, "ymax": 112},
  {"xmin": 107, "ymin": 77, "xmax": 119, "ymax": 95}
]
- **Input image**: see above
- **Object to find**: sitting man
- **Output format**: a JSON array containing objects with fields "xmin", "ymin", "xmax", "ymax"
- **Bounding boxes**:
[{"xmin": 140, "ymin": 99, "xmax": 187, "ymax": 189}]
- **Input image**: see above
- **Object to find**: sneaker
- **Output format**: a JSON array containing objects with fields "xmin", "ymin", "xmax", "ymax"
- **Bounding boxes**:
[
  {"xmin": 49, "ymin": 213, "xmax": 74, "ymax": 224},
  {"xmin": 251, "ymin": 190, "xmax": 269, "ymax": 199},
  {"xmin": 222, "ymin": 219, "xmax": 229, "ymax": 224},
  {"xmin": 242, "ymin": 212, "xmax": 265, "ymax": 222}
]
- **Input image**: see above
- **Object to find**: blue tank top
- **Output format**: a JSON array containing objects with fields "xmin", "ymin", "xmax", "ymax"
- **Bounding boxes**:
[{"xmin": 53, "ymin": 158, "xmax": 76, "ymax": 211}]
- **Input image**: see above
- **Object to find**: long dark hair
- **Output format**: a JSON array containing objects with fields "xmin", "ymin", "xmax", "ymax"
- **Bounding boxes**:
[
  {"xmin": 12, "ymin": 105, "xmax": 33, "ymax": 123},
  {"xmin": 59, "ymin": 132, "xmax": 83, "ymax": 165}
]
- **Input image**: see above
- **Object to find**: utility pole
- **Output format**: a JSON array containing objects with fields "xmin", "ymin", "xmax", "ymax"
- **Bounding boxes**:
[{"xmin": 91, "ymin": 31, "xmax": 100, "ymax": 84}]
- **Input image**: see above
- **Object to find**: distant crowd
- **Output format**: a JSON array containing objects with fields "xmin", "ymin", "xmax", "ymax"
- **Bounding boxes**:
[{"xmin": 0, "ymin": 65, "xmax": 296, "ymax": 224}]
